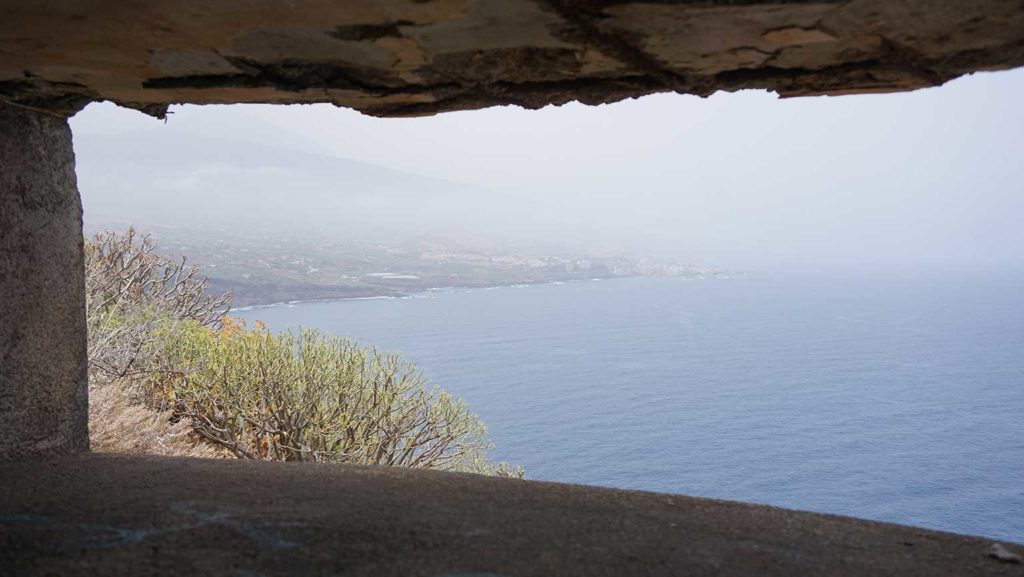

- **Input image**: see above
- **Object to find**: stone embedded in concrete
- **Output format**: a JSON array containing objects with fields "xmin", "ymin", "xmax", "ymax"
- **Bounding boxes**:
[
  {"xmin": 0, "ymin": 103, "xmax": 88, "ymax": 460},
  {"xmin": 0, "ymin": 1, "xmax": 1022, "ymax": 118},
  {"xmin": 1, "ymin": 453, "xmax": 1022, "ymax": 576}
]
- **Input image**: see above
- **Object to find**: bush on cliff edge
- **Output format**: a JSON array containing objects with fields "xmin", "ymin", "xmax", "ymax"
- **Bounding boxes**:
[{"xmin": 85, "ymin": 229, "xmax": 522, "ymax": 477}]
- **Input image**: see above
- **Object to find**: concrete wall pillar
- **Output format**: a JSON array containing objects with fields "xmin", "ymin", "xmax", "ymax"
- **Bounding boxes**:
[{"xmin": 0, "ymin": 103, "xmax": 88, "ymax": 459}]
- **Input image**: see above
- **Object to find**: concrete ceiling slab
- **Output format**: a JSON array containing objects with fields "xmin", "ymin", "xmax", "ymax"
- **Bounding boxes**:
[{"xmin": 1, "ymin": 1, "xmax": 1022, "ymax": 117}]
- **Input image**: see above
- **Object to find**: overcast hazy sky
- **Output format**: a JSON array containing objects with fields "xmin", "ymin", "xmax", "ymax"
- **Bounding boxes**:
[{"xmin": 72, "ymin": 67, "xmax": 1024, "ymax": 270}]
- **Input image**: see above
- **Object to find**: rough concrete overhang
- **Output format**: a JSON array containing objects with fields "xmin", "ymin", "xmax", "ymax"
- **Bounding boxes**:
[{"xmin": 2, "ymin": 0, "xmax": 1024, "ymax": 118}]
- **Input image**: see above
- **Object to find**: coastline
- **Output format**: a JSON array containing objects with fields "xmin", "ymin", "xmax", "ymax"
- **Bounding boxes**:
[{"xmin": 228, "ymin": 273, "xmax": 734, "ymax": 312}]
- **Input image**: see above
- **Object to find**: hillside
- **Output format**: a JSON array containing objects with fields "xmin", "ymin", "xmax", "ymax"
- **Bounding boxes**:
[
  {"xmin": 75, "ymin": 131, "xmax": 717, "ymax": 306},
  {"xmin": 75, "ymin": 130, "xmax": 562, "ymax": 246}
]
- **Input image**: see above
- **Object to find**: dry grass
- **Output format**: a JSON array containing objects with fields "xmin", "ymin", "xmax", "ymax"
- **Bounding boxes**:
[{"xmin": 88, "ymin": 380, "xmax": 226, "ymax": 459}]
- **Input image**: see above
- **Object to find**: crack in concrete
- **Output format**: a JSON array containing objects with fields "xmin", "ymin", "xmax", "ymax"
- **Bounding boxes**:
[{"xmin": 536, "ymin": 0, "xmax": 694, "ymax": 92}]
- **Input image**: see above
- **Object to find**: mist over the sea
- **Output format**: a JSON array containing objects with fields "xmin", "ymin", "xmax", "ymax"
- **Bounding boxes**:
[
  {"xmin": 70, "ymin": 63, "xmax": 1024, "ymax": 544},
  {"xmin": 72, "ymin": 68, "xmax": 1024, "ymax": 273}
]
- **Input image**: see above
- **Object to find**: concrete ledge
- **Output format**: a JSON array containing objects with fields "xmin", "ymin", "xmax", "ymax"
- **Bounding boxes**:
[{"xmin": 1, "ymin": 454, "xmax": 1021, "ymax": 576}]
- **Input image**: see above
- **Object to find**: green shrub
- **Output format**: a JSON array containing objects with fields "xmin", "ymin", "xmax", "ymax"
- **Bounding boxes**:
[
  {"xmin": 147, "ymin": 318, "xmax": 504, "ymax": 474},
  {"xmin": 85, "ymin": 228, "xmax": 229, "ymax": 381},
  {"xmin": 86, "ymin": 229, "xmax": 521, "ymax": 477}
]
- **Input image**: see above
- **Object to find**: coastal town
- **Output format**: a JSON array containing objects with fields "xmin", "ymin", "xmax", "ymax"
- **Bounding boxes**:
[{"xmin": 112, "ymin": 225, "xmax": 722, "ymax": 307}]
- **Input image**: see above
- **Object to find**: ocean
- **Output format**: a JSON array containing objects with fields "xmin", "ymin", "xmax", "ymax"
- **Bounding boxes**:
[{"xmin": 235, "ymin": 270, "xmax": 1024, "ymax": 543}]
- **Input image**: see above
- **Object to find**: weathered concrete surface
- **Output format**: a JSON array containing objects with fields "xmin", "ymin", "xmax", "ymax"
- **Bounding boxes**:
[
  {"xmin": 1, "ymin": 1, "xmax": 1023, "ymax": 118},
  {"xmin": 0, "ymin": 104, "xmax": 88, "ymax": 460},
  {"xmin": 1, "ymin": 454, "xmax": 1022, "ymax": 576}
]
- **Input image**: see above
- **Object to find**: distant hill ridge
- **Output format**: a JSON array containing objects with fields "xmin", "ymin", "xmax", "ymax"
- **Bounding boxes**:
[{"xmin": 75, "ymin": 130, "xmax": 556, "ymax": 246}]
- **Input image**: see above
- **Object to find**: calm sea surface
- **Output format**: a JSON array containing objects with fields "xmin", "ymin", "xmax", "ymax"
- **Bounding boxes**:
[{"xmin": 236, "ymin": 271, "xmax": 1024, "ymax": 542}]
